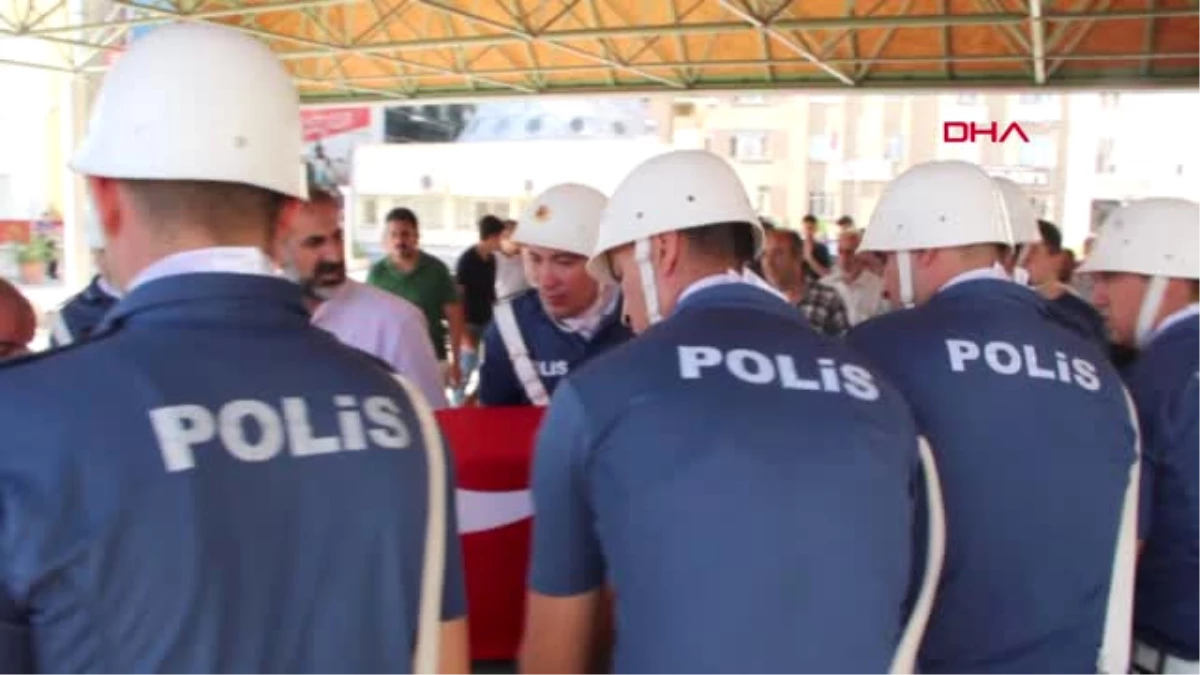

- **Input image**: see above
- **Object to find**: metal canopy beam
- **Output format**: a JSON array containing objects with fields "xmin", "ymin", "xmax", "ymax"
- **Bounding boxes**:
[{"xmin": 0, "ymin": 0, "xmax": 1193, "ymax": 100}]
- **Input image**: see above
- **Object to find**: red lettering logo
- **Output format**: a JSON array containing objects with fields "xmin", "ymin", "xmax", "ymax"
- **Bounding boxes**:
[{"xmin": 943, "ymin": 121, "xmax": 1030, "ymax": 143}]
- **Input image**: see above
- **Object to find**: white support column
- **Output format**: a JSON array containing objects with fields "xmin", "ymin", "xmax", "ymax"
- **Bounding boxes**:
[{"xmin": 58, "ymin": 73, "xmax": 93, "ymax": 292}]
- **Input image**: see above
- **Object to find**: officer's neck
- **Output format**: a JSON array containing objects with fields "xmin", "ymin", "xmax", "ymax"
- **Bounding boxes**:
[{"xmin": 111, "ymin": 224, "xmax": 271, "ymax": 292}]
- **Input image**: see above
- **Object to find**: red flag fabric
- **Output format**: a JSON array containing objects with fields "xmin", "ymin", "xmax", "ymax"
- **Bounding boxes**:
[{"xmin": 436, "ymin": 406, "xmax": 545, "ymax": 662}]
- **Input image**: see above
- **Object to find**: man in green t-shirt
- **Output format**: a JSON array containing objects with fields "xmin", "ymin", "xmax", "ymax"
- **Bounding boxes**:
[{"xmin": 367, "ymin": 207, "xmax": 465, "ymax": 393}]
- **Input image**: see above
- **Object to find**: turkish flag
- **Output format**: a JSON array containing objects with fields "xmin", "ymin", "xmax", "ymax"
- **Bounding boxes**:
[{"xmin": 436, "ymin": 406, "xmax": 545, "ymax": 662}]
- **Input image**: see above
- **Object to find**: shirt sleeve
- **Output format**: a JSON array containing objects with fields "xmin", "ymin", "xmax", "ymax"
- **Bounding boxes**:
[
  {"xmin": 387, "ymin": 312, "xmax": 449, "ymax": 410},
  {"xmin": 528, "ymin": 382, "xmax": 605, "ymax": 596},
  {"xmin": 454, "ymin": 252, "xmax": 469, "ymax": 286},
  {"xmin": 477, "ymin": 323, "xmax": 526, "ymax": 407},
  {"xmin": 436, "ymin": 428, "xmax": 468, "ymax": 620}
]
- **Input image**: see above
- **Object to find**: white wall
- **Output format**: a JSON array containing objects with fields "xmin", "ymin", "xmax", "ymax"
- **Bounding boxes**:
[{"xmin": 0, "ymin": 40, "xmax": 61, "ymax": 219}]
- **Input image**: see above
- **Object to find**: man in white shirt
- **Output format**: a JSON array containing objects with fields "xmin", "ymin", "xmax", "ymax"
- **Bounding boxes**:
[
  {"xmin": 275, "ymin": 188, "xmax": 448, "ymax": 408},
  {"xmin": 824, "ymin": 228, "xmax": 889, "ymax": 326}
]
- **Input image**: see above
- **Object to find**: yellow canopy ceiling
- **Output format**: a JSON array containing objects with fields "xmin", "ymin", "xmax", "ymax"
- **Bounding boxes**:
[{"xmin": 3, "ymin": 0, "xmax": 1197, "ymax": 101}]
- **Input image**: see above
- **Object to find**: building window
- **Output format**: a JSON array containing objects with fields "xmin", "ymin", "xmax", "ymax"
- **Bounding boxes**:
[
  {"xmin": 1100, "ymin": 92, "xmax": 1121, "ymax": 109},
  {"xmin": 1018, "ymin": 93, "xmax": 1050, "ymax": 105},
  {"xmin": 569, "ymin": 117, "xmax": 585, "ymax": 134},
  {"xmin": 474, "ymin": 201, "xmax": 509, "ymax": 223},
  {"xmin": 731, "ymin": 132, "xmax": 770, "ymax": 161},
  {"xmin": 525, "ymin": 117, "xmax": 543, "ymax": 134},
  {"xmin": 808, "ymin": 190, "xmax": 834, "ymax": 218},
  {"xmin": 360, "ymin": 197, "xmax": 378, "ymax": 225},
  {"xmin": 1018, "ymin": 133, "xmax": 1056, "ymax": 168},
  {"xmin": 956, "ymin": 93, "xmax": 981, "ymax": 106},
  {"xmin": 734, "ymin": 94, "xmax": 768, "ymax": 105},
  {"xmin": 1095, "ymin": 137, "xmax": 1116, "ymax": 174},
  {"xmin": 756, "ymin": 186, "xmax": 772, "ymax": 215},
  {"xmin": 1030, "ymin": 195, "xmax": 1053, "ymax": 219},
  {"xmin": 808, "ymin": 132, "xmax": 839, "ymax": 162},
  {"xmin": 885, "ymin": 135, "xmax": 904, "ymax": 162}
]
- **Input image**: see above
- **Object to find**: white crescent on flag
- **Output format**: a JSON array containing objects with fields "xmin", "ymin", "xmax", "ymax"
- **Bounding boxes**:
[{"xmin": 456, "ymin": 488, "xmax": 535, "ymax": 535}]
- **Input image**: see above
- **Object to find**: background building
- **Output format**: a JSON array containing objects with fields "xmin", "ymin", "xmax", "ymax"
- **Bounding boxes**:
[{"xmin": 672, "ymin": 92, "xmax": 1068, "ymax": 238}]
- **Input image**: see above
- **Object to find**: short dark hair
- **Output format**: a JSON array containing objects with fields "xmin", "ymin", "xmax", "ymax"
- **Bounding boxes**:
[
  {"xmin": 1037, "ymin": 219, "xmax": 1063, "ymax": 254},
  {"xmin": 836, "ymin": 215, "xmax": 854, "ymax": 226},
  {"xmin": 684, "ymin": 221, "xmax": 750, "ymax": 264},
  {"xmin": 802, "ymin": 214, "xmax": 818, "ymax": 225},
  {"xmin": 385, "ymin": 207, "xmax": 418, "ymax": 228},
  {"xmin": 121, "ymin": 179, "xmax": 287, "ymax": 242},
  {"xmin": 478, "ymin": 214, "xmax": 505, "ymax": 240},
  {"xmin": 306, "ymin": 185, "xmax": 342, "ymax": 208}
]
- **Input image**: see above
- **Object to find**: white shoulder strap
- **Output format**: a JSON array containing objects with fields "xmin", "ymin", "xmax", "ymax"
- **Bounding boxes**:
[
  {"xmin": 48, "ymin": 309, "xmax": 74, "ymax": 347},
  {"xmin": 392, "ymin": 374, "xmax": 448, "ymax": 675},
  {"xmin": 890, "ymin": 437, "xmax": 947, "ymax": 674},
  {"xmin": 1097, "ymin": 387, "xmax": 1142, "ymax": 674},
  {"xmin": 492, "ymin": 301, "xmax": 551, "ymax": 406}
]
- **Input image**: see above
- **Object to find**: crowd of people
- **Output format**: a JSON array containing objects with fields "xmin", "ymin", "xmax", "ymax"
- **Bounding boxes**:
[{"xmin": 0, "ymin": 19, "xmax": 1195, "ymax": 675}]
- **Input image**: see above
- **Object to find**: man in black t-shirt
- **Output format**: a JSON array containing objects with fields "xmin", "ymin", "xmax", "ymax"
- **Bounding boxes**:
[
  {"xmin": 800, "ymin": 213, "xmax": 834, "ymax": 281},
  {"xmin": 455, "ymin": 214, "xmax": 505, "ymax": 403}
]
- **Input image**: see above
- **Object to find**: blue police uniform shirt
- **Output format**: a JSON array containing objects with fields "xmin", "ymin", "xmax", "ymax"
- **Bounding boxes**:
[
  {"xmin": 529, "ymin": 278, "xmax": 920, "ymax": 673},
  {"xmin": 847, "ymin": 270, "xmax": 1137, "ymax": 673},
  {"xmin": 49, "ymin": 274, "xmax": 119, "ymax": 347},
  {"xmin": 0, "ymin": 249, "xmax": 466, "ymax": 672},
  {"xmin": 1048, "ymin": 288, "xmax": 1109, "ymax": 347},
  {"xmin": 1125, "ymin": 305, "xmax": 1199, "ymax": 660},
  {"xmin": 478, "ymin": 288, "xmax": 632, "ymax": 406}
]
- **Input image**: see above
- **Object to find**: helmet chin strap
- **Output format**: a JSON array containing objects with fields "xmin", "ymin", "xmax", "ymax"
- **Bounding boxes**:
[
  {"xmin": 1134, "ymin": 275, "xmax": 1169, "ymax": 348},
  {"xmin": 897, "ymin": 250, "xmax": 916, "ymax": 308},
  {"xmin": 1013, "ymin": 245, "xmax": 1034, "ymax": 286},
  {"xmin": 635, "ymin": 238, "xmax": 663, "ymax": 325}
]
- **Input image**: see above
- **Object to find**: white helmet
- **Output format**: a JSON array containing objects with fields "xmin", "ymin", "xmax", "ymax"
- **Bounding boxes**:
[
  {"xmin": 861, "ymin": 160, "xmax": 1011, "ymax": 306},
  {"xmin": 512, "ymin": 183, "xmax": 607, "ymax": 258},
  {"xmin": 1079, "ymin": 198, "xmax": 1199, "ymax": 346},
  {"xmin": 993, "ymin": 176, "xmax": 1039, "ymax": 284},
  {"xmin": 588, "ymin": 149, "xmax": 761, "ymax": 325},
  {"xmin": 71, "ymin": 22, "xmax": 307, "ymax": 200}
]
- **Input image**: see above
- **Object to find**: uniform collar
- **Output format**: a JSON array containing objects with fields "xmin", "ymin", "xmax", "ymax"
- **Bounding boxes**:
[
  {"xmin": 1149, "ymin": 303, "xmax": 1199, "ymax": 345},
  {"xmin": 80, "ymin": 275, "xmax": 121, "ymax": 303},
  {"xmin": 101, "ymin": 272, "xmax": 309, "ymax": 335},
  {"xmin": 127, "ymin": 247, "xmax": 276, "ymax": 293},
  {"xmin": 550, "ymin": 284, "xmax": 620, "ymax": 340},
  {"xmin": 937, "ymin": 265, "xmax": 1009, "ymax": 294},
  {"xmin": 679, "ymin": 269, "xmax": 788, "ymax": 306},
  {"xmin": 675, "ymin": 273, "xmax": 800, "ymax": 322},
  {"xmin": 95, "ymin": 275, "xmax": 122, "ymax": 299}
]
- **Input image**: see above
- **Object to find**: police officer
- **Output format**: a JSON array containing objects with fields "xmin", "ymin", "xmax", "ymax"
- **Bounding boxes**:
[
  {"xmin": 1081, "ymin": 198, "xmax": 1199, "ymax": 674},
  {"xmin": 0, "ymin": 24, "xmax": 466, "ymax": 673},
  {"xmin": 520, "ymin": 150, "xmax": 933, "ymax": 673},
  {"xmin": 994, "ymin": 176, "xmax": 1110, "ymax": 348},
  {"xmin": 477, "ymin": 183, "xmax": 631, "ymax": 406},
  {"xmin": 847, "ymin": 160, "xmax": 1140, "ymax": 673},
  {"xmin": 46, "ymin": 207, "xmax": 120, "ymax": 347}
]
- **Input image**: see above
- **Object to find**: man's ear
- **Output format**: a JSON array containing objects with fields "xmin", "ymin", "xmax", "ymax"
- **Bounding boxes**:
[
  {"xmin": 653, "ymin": 231, "xmax": 683, "ymax": 277},
  {"xmin": 87, "ymin": 176, "xmax": 122, "ymax": 243},
  {"xmin": 913, "ymin": 247, "xmax": 939, "ymax": 270},
  {"xmin": 275, "ymin": 198, "xmax": 304, "ymax": 242}
]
